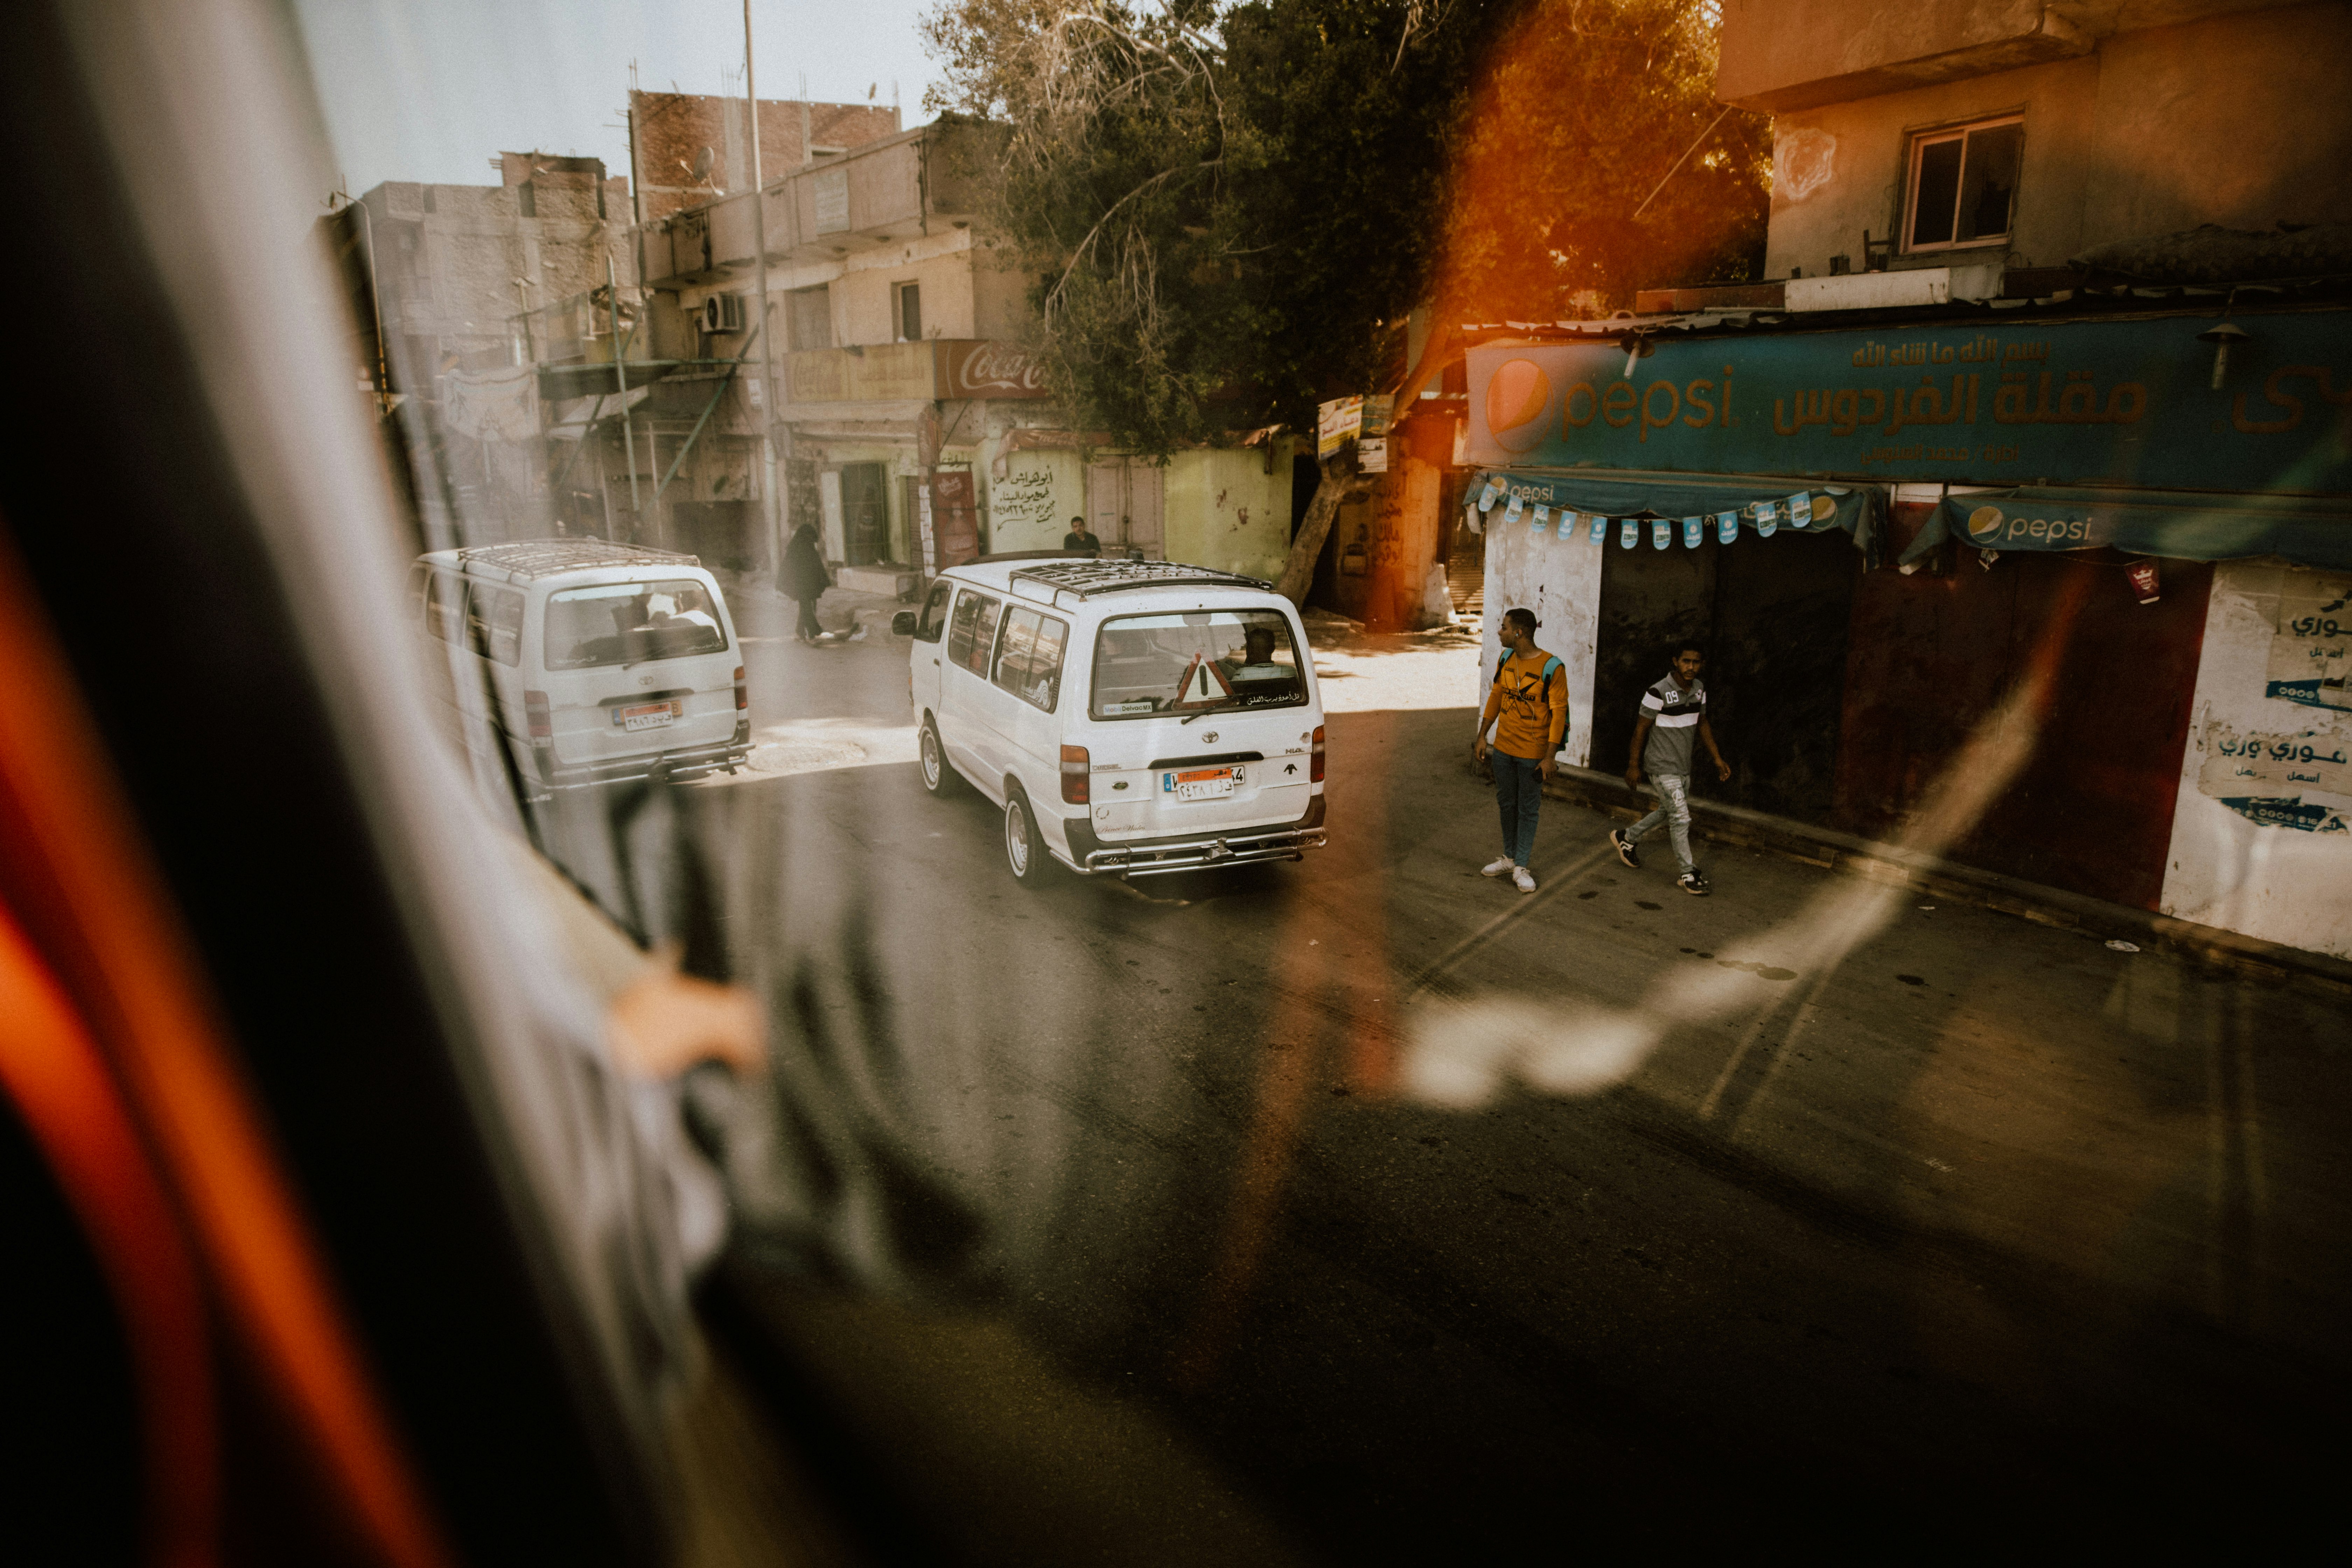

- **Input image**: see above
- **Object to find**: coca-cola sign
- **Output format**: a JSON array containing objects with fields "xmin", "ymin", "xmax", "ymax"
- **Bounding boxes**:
[{"xmin": 943, "ymin": 340, "xmax": 1051, "ymax": 399}]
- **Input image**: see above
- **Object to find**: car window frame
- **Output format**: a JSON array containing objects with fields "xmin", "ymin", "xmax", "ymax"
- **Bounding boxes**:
[
  {"xmin": 916, "ymin": 580, "xmax": 953, "ymax": 643},
  {"xmin": 992, "ymin": 606, "xmax": 1069, "ymax": 713}
]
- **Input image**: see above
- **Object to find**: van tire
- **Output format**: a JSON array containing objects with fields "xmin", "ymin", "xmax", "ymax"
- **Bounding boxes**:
[
  {"xmin": 1003, "ymin": 789, "xmax": 1051, "ymax": 886},
  {"xmin": 919, "ymin": 715, "xmax": 958, "ymax": 796}
]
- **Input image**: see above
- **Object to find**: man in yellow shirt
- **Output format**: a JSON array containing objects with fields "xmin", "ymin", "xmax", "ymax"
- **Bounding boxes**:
[{"xmin": 1471, "ymin": 607, "xmax": 1569, "ymax": 893}]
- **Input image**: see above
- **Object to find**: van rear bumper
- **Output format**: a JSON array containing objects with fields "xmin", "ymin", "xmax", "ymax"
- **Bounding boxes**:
[
  {"xmin": 1063, "ymin": 795, "xmax": 1325, "ymax": 877},
  {"xmin": 534, "ymin": 723, "xmax": 751, "ymax": 794}
]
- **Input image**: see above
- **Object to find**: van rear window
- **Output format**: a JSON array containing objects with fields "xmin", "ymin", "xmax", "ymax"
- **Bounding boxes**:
[
  {"xmin": 1090, "ymin": 609, "xmax": 1305, "ymax": 719},
  {"xmin": 545, "ymin": 579, "xmax": 728, "ymax": 670}
]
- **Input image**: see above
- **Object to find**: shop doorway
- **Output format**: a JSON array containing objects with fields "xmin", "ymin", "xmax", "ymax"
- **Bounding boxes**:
[
  {"xmin": 1591, "ymin": 526, "xmax": 1859, "ymax": 822},
  {"xmin": 840, "ymin": 462, "xmax": 890, "ymax": 565},
  {"xmin": 1086, "ymin": 459, "xmax": 1163, "ymax": 558}
]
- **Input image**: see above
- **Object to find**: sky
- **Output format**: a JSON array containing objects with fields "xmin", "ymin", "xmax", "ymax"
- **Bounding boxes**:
[{"xmin": 292, "ymin": 0, "xmax": 948, "ymax": 197}]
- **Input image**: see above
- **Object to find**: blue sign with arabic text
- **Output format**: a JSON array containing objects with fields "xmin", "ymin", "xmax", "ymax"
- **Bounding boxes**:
[{"xmin": 1465, "ymin": 313, "xmax": 2352, "ymax": 495}]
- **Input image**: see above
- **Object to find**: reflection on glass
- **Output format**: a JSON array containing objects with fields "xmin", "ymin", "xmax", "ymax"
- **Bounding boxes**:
[{"xmin": 544, "ymin": 579, "xmax": 727, "ymax": 669}]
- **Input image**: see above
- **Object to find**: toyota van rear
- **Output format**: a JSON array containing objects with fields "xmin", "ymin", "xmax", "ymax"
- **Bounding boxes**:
[{"xmin": 896, "ymin": 556, "xmax": 1326, "ymax": 883}]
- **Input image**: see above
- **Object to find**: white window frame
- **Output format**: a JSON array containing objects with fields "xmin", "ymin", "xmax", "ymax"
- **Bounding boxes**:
[{"xmin": 1901, "ymin": 115, "xmax": 2022, "ymax": 256}]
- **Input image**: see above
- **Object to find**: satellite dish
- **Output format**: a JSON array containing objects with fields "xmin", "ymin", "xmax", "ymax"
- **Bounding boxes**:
[{"xmin": 689, "ymin": 146, "xmax": 714, "ymax": 184}]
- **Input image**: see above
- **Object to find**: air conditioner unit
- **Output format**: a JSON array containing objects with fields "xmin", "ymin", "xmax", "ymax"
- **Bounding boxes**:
[{"xmin": 700, "ymin": 293, "xmax": 746, "ymax": 334}]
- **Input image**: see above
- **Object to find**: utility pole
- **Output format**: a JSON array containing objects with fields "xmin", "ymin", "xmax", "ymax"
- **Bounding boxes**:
[
  {"xmin": 745, "ymin": 0, "xmax": 784, "ymax": 574},
  {"xmin": 609, "ymin": 254, "xmax": 640, "ymax": 520}
]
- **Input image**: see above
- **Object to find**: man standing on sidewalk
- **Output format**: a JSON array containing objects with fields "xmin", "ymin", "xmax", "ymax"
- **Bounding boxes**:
[
  {"xmin": 1612, "ymin": 641, "xmax": 1730, "ymax": 895},
  {"xmin": 1472, "ymin": 607, "xmax": 1568, "ymax": 894}
]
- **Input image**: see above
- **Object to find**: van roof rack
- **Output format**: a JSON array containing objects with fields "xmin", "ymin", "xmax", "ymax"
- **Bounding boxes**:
[
  {"xmin": 448, "ymin": 539, "xmax": 702, "ymax": 584},
  {"xmin": 1004, "ymin": 560, "xmax": 1274, "ymax": 599}
]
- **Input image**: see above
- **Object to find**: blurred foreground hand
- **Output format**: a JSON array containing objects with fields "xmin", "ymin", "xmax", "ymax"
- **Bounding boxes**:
[{"xmin": 607, "ymin": 945, "xmax": 763, "ymax": 1079}]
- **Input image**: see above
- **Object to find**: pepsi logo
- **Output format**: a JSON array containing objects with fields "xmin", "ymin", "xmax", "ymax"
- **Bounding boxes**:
[
  {"xmin": 1484, "ymin": 359, "xmax": 1557, "ymax": 455},
  {"xmin": 1966, "ymin": 505, "xmax": 2005, "ymax": 542}
]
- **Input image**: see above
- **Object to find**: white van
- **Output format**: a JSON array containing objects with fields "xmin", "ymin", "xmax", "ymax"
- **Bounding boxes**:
[
  {"xmin": 892, "ymin": 556, "xmax": 1327, "ymax": 883},
  {"xmin": 409, "ymin": 540, "xmax": 750, "ymax": 798}
]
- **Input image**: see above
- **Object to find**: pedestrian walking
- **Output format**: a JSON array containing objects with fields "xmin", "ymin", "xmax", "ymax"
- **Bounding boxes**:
[
  {"xmin": 1471, "ymin": 607, "xmax": 1568, "ymax": 894},
  {"xmin": 1062, "ymin": 514, "xmax": 1102, "ymax": 558},
  {"xmin": 782, "ymin": 520, "xmax": 832, "ymax": 644},
  {"xmin": 1611, "ymin": 641, "xmax": 1730, "ymax": 896}
]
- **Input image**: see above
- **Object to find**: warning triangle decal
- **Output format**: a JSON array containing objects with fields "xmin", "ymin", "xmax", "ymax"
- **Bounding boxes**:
[{"xmin": 1175, "ymin": 653, "xmax": 1234, "ymax": 707}]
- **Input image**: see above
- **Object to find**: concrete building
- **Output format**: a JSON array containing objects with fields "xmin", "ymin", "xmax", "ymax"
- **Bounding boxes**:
[
  {"xmin": 623, "ymin": 118, "xmax": 1305, "ymax": 597},
  {"xmin": 325, "ymin": 153, "xmax": 635, "ymax": 544},
  {"xmin": 1466, "ymin": 0, "xmax": 2352, "ymax": 958}
]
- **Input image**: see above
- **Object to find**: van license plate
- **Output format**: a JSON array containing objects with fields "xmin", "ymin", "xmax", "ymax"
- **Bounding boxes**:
[
  {"xmin": 1168, "ymin": 767, "xmax": 1234, "ymax": 801},
  {"xmin": 616, "ymin": 701, "xmax": 679, "ymax": 732}
]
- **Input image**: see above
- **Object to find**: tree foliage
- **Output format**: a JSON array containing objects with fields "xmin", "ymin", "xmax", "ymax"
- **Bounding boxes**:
[{"xmin": 920, "ymin": 0, "xmax": 1766, "ymax": 455}]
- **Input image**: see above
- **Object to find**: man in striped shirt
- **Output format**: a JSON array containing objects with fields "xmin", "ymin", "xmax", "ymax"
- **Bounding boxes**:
[{"xmin": 1612, "ymin": 642, "xmax": 1730, "ymax": 896}]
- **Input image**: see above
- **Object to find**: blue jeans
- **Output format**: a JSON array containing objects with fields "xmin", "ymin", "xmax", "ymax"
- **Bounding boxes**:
[
  {"xmin": 1492, "ymin": 751, "xmax": 1543, "ymax": 866},
  {"xmin": 1625, "ymin": 773, "xmax": 1695, "ymax": 874}
]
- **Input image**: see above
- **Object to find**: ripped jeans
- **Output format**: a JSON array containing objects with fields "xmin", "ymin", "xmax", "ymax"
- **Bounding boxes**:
[{"xmin": 1625, "ymin": 773, "xmax": 1695, "ymax": 874}]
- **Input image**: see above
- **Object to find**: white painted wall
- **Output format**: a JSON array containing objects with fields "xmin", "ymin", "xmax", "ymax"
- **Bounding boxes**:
[
  {"xmin": 2159, "ymin": 559, "xmax": 2352, "ymax": 960},
  {"xmin": 1472, "ymin": 502, "xmax": 1606, "ymax": 766},
  {"xmin": 987, "ymin": 448, "xmax": 1085, "ymax": 552}
]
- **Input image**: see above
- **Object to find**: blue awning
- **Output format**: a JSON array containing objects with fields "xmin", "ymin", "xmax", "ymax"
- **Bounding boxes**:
[{"xmin": 1900, "ymin": 486, "xmax": 2352, "ymax": 569}]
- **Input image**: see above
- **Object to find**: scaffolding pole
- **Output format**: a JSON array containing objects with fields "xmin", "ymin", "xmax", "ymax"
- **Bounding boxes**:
[{"xmin": 654, "ymin": 328, "xmax": 761, "ymax": 506}]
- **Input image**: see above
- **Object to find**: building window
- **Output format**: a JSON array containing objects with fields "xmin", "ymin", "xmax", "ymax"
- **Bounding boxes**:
[
  {"xmin": 788, "ymin": 284, "xmax": 832, "ymax": 350},
  {"xmin": 1904, "ymin": 117, "xmax": 2021, "ymax": 253},
  {"xmin": 517, "ymin": 181, "xmax": 536, "ymax": 219},
  {"xmin": 895, "ymin": 282, "xmax": 922, "ymax": 342}
]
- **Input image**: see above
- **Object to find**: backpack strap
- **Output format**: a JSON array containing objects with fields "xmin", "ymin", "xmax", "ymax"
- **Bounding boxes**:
[{"xmin": 1495, "ymin": 654, "xmax": 1566, "ymax": 686}]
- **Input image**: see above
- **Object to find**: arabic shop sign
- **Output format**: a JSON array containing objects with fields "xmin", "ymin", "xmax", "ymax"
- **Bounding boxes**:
[{"xmin": 1464, "ymin": 313, "xmax": 2352, "ymax": 493}]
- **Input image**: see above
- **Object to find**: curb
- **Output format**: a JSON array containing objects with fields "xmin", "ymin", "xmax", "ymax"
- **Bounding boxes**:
[{"xmin": 1475, "ymin": 757, "xmax": 2352, "ymax": 996}]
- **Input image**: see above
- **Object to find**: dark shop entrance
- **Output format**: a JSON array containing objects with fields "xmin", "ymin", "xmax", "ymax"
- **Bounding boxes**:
[{"xmin": 1590, "ymin": 525, "xmax": 1860, "ymax": 824}]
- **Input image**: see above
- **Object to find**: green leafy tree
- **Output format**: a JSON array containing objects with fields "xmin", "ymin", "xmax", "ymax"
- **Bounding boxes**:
[{"xmin": 921, "ymin": 0, "xmax": 1765, "ymax": 597}]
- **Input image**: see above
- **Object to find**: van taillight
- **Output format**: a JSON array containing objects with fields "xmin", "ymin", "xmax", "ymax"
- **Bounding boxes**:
[
  {"xmin": 524, "ymin": 690, "xmax": 552, "ymax": 743},
  {"xmin": 1060, "ymin": 744, "xmax": 1089, "ymax": 804},
  {"xmin": 733, "ymin": 665, "xmax": 747, "ymax": 710},
  {"xmin": 1310, "ymin": 724, "xmax": 1325, "ymax": 783}
]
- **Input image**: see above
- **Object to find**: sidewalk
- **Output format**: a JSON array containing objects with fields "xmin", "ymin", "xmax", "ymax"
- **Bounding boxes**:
[{"xmin": 1494, "ymin": 756, "xmax": 2352, "ymax": 995}]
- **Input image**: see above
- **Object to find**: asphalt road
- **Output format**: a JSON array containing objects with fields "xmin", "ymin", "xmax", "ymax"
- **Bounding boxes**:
[{"xmin": 622, "ymin": 584, "xmax": 2352, "ymax": 1559}]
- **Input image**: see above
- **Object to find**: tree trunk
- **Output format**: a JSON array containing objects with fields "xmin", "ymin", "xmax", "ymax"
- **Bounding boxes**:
[{"xmin": 1275, "ymin": 457, "xmax": 1372, "ymax": 606}]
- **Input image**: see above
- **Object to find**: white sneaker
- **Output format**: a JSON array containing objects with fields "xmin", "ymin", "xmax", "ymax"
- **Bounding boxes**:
[
  {"xmin": 1512, "ymin": 866, "xmax": 1536, "ymax": 894},
  {"xmin": 1481, "ymin": 856, "xmax": 1516, "ymax": 877}
]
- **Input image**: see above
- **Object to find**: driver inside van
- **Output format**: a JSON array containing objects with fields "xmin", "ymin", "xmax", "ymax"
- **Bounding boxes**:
[{"xmin": 1219, "ymin": 626, "xmax": 1290, "ymax": 686}]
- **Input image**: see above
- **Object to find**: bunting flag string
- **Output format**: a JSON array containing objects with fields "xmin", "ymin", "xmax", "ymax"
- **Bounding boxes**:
[{"xmin": 1488, "ymin": 484, "xmax": 1855, "ymax": 551}]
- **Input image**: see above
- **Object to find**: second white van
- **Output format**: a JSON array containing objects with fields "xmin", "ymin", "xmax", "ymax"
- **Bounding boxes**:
[{"xmin": 410, "ymin": 539, "xmax": 751, "ymax": 799}]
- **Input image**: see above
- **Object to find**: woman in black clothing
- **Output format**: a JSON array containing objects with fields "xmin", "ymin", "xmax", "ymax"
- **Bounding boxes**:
[{"xmin": 781, "ymin": 522, "xmax": 832, "ymax": 643}]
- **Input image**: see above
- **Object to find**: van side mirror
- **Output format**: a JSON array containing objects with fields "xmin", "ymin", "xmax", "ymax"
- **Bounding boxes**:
[{"xmin": 891, "ymin": 611, "xmax": 917, "ymax": 636}]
